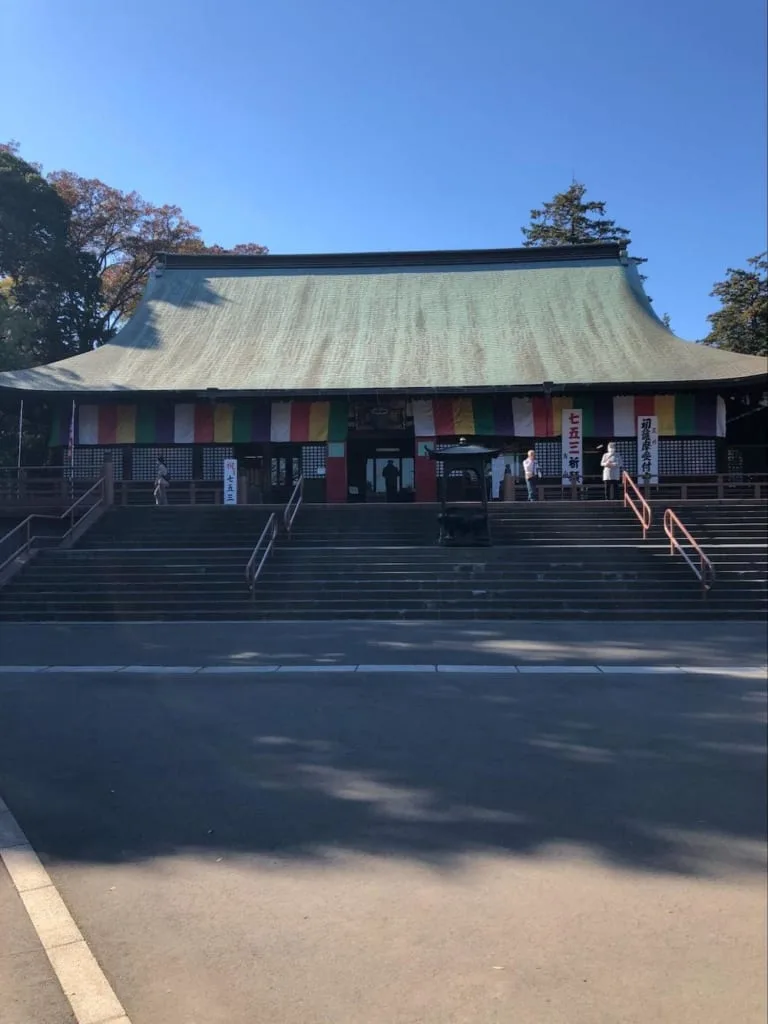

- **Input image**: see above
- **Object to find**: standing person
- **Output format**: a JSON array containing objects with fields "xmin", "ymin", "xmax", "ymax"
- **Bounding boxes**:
[
  {"xmin": 154, "ymin": 456, "xmax": 170, "ymax": 506},
  {"xmin": 491, "ymin": 454, "xmax": 505, "ymax": 501},
  {"xmin": 601, "ymin": 442, "xmax": 623, "ymax": 500},
  {"xmin": 523, "ymin": 449, "xmax": 541, "ymax": 502},
  {"xmin": 382, "ymin": 459, "xmax": 400, "ymax": 502}
]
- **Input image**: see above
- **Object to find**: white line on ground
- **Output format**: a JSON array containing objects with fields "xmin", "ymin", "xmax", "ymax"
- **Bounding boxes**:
[
  {"xmin": 0, "ymin": 796, "xmax": 132, "ymax": 1024},
  {"xmin": 197, "ymin": 665, "xmax": 279, "ymax": 674},
  {"xmin": 118, "ymin": 665, "xmax": 202, "ymax": 674},
  {"xmin": 595, "ymin": 665, "xmax": 686, "ymax": 674},
  {"xmin": 276, "ymin": 664, "xmax": 358, "ymax": 672},
  {"xmin": 0, "ymin": 664, "xmax": 765, "ymax": 676},
  {"xmin": 356, "ymin": 664, "xmax": 438, "ymax": 672},
  {"xmin": 516, "ymin": 665, "xmax": 601, "ymax": 674},
  {"xmin": 436, "ymin": 664, "xmax": 520, "ymax": 673},
  {"xmin": 0, "ymin": 665, "xmax": 49, "ymax": 673},
  {"xmin": 42, "ymin": 665, "xmax": 125, "ymax": 674}
]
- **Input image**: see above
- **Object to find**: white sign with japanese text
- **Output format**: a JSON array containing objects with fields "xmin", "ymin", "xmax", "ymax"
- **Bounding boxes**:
[
  {"xmin": 637, "ymin": 415, "xmax": 658, "ymax": 484},
  {"xmin": 223, "ymin": 458, "xmax": 238, "ymax": 505},
  {"xmin": 562, "ymin": 408, "xmax": 583, "ymax": 484}
]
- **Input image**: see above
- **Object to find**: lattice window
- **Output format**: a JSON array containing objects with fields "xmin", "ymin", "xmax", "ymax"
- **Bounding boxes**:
[
  {"xmin": 532, "ymin": 440, "xmax": 561, "ymax": 478},
  {"xmin": 132, "ymin": 447, "xmax": 193, "ymax": 482},
  {"xmin": 613, "ymin": 440, "xmax": 637, "ymax": 476},
  {"xmin": 659, "ymin": 439, "xmax": 716, "ymax": 476},
  {"xmin": 727, "ymin": 448, "xmax": 744, "ymax": 479},
  {"xmin": 301, "ymin": 444, "xmax": 327, "ymax": 479},
  {"xmin": 432, "ymin": 442, "xmax": 452, "ymax": 478},
  {"xmin": 71, "ymin": 447, "xmax": 124, "ymax": 481},
  {"xmin": 202, "ymin": 446, "xmax": 234, "ymax": 481}
]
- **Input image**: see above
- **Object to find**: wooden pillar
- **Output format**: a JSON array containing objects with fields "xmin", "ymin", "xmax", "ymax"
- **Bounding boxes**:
[
  {"xmin": 502, "ymin": 466, "xmax": 515, "ymax": 501},
  {"xmin": 414, "ymin": 439, "xmax": 437, "ymax": 502},
  {"xmin": 262, "ymin": 442, "xmax": 272, "ymax": 502},
  {"xmin": 102, "ymin": 453, "xmax": 114, "ymax": 505},
  {"xmin": 325, "ymin": 442, "xmax": 347, "ymax": 503}
]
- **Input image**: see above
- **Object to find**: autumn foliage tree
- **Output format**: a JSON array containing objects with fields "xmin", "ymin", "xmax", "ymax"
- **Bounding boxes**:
[
  {"xmin": 48, "ymin": 171, "xmax": 268, "ymax": 338},
  {"xmin": 0, "ymin": 144, "xmax": 268, "ymax": 464}
]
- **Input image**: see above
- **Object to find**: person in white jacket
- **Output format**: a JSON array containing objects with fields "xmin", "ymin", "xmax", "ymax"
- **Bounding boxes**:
[
  {"xmin": 601, "ymin": 442, "xmax": 623, "ymax": 500},
  {"xmin": 523, "ymin": 449, "xmax": 541, "ymax": 502}
]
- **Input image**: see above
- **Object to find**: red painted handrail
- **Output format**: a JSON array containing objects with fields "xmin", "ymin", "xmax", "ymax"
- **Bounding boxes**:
[
  {"xmin": 622, "ymin": 472, "xmax": 652, "ymax": 539},
  {"xmin": 663, "ymin": 509, "xmax": 715, "ymax": 598}
]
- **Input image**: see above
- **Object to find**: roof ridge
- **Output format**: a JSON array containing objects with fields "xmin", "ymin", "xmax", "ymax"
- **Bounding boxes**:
[{"xmin": 159, "ymin": 243, "xmax": 622, "ymax": 271}]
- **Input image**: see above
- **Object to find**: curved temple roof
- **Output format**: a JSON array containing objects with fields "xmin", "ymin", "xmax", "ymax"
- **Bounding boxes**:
[{"xmin": 0, "ymin": 244, "xmax": 764, "ymax": 395}]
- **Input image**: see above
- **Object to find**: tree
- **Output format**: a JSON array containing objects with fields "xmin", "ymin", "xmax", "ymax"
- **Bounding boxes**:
[
  {"xmin": 1, "ymin": 149, "xmax": 102, "ymax": 367},
  {"xmin": 521, "ymin": 181, "xmax": 646, "ymax": 272},
  {"xmin": 0, "ymin": 149, "xmax": 104, "ymax": 466},
  {"xmin": 705, "ymin": 253, "xmax": 767, "ymax": 357},
  {"xmin": 48, "ymin": 171, "xmax": 268, "ymax": 337}
]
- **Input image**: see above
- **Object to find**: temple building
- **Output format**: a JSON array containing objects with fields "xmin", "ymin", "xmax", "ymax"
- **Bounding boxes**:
[{"xmin": 0, "ymin": 242, "xmax": 765, "ymax": 502}]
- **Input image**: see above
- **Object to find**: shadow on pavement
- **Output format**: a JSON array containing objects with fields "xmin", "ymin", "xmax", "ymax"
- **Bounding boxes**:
[
  {"xmin": 1, "ymin": 620, "xmax": 767, "ymax": 667},
  {"xmin": 0, "ymin": 668, "xmax": 765, "ymax": 879}
]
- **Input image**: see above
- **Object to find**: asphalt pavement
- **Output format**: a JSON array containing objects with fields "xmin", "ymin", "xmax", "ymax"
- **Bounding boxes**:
[
  {"xmin": 1, "ymin": 619, "xmax": 766, "ymax": 668},
  {"xmin": 0, "ymin": 664, "xmax": 765, "ymax": 1023}
]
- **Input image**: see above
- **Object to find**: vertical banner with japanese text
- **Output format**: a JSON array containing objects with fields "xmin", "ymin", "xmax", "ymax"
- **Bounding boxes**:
[
  {"xmin": 561, "ymin": 408, "xmax": 583, "ymax": 484},
  {"xmin": 637, "ymin": 416, "xmax": 658, "ymax": 484},
  {"xmin": 223, "ymin": 458, "xmax": 238, "ymax": 504}
]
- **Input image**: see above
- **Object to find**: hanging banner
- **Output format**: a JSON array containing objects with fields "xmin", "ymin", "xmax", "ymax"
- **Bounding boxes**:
[
  {"xmin": 637, "ymin": 415, "xmax": 659, "ymax": 484},
  {"xmin": 223, "ymin": 458, "xmax": 238, "ymax": 505},
  {"xmin": 561, "ymin": 408, "xmax": 583, "ymax": 484}
]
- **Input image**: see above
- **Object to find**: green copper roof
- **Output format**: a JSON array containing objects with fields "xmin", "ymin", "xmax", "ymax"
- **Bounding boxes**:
[{"xmin": 0, "ymin": 244, "xmax": 764, "ymax": 394}]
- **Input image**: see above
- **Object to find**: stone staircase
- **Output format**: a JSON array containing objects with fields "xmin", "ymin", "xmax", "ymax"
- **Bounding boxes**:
[
  {"xmin": 251, "ymin": 502, "xmax": 767, "ymax": 620},
  {"xmin": 665, "ymin": 500, "xmax": 767, "ymax": 617},
  {"xmin": 0, "ymin": 506, "xmax": 271, "ymax": 622},
  {"xmin": 0, "ymin": 501, "xmax": 764, "ymax": 622}
]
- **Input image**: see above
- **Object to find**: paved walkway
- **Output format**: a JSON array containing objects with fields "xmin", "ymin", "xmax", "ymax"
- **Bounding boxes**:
[
  {"xmin": 1, "ymin": 620, "xmax": 766, "ymax": 668},
  {"xmin": 0, "ymin": 664, "xmax": 765, "ymax": 1023}
]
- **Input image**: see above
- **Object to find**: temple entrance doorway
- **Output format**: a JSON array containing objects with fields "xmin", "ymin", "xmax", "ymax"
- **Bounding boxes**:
[{"xmin": 347, "ymin": 438, "xmax": 415, "ymax": 503}]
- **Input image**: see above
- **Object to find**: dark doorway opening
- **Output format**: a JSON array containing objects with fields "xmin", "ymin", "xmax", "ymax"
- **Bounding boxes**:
[
  {"xmin": 347, "ymin": 438, "xmax": 415, "ymax": 503},
  {"xmin": 270, "ymin": 445, "xmax": 302, "ymax": 503},
  {"xmin": 233, "ymin": 444, "xmax": 265, "ymax": 503}
]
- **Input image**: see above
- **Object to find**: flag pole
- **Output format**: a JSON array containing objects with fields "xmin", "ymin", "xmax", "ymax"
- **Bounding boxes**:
[
  {"xmin": 17, "ymin": 400, "xmax": 24, "ymax": 472},
  {"xmin": 68, "ymin": 400, "xmax": 76, "ymax": 498}
]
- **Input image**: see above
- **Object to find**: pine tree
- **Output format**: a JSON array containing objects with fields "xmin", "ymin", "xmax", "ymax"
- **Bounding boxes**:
[
  {"xmin": 705, "ymin": 253, "xmax": 767, "ymax": 356},
  {"xmin": 521, "ymin": 182, "xmax": 646, "ymax": 273}
]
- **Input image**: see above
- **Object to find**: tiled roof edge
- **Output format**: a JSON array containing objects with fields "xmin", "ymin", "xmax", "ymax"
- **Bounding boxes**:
[{"xmin": 159, "ymin": 242, "xmax": 622, "ymax": 271}]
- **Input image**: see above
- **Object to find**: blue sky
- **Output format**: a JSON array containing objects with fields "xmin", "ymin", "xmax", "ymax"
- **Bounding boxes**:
[{"xmin": 3, "ymin": 0, "xmax": 766, "ymax": 340}]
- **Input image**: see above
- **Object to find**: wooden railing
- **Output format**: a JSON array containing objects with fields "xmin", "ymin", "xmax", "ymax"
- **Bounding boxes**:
[
  {"xmin": 0, "ymin": 472, "xmax": 91, "ymax": 508},
  {"xmin": 663, "ymin": 508, "xmax": 715, "ymax": 598},
  {"xmin": 622, "ymin": 472, "xmax": 652, "ymax": 539},
  {"xmin": 0, "ymin": 478, "xmax": 105, "ymax": 576},
  {"xmin": 283, "ymin": 475, "xmax": 304, "ymax": 535},
  {"xmin": 499, "ymin": 474, "xmax": 768, "ymax": 504},
  {"xmin": 245, "ymin": 514, "xmax": 279, "ymax": 599},
  {"xmin": 3, "ymin": 472, "xmax": 767, "ymax": 510}
]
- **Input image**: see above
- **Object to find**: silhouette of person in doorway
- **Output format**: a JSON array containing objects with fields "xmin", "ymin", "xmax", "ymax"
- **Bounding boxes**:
[{"xmin": 382, "ymin": 460, "xmax": 400, "ymax": 502}]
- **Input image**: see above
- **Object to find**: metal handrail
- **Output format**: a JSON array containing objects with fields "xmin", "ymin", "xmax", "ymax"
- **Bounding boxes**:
[
  {"xmin": 0, "ymin": 518, "xmax": 35, "ymax": 575},
  {"xmin": 622, "ymin": 471, "xmax": 652, "ymax": 539},
  {"xmin": 0, "ymin": 477, "xmax": 105, "ymax": 575},
  {"xmin": 245, "ymin": 513, "xmax": 279, "ymax": 598},
  {"xmin": 663, "ymin": 508, "xmax": 715, "ymax": 598},
  {"xmin": 60, "ymin": 478, "xmax": 106, "ymax": 541},
  {"xmin": 283, "ymin": 475, "xmax": 304, "ymax": 535}
]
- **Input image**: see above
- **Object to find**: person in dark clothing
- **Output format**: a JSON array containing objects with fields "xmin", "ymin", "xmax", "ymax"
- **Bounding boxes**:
[{"xmin": 382, "ymin": 460, "xmax": 400, "ymax": 502}]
